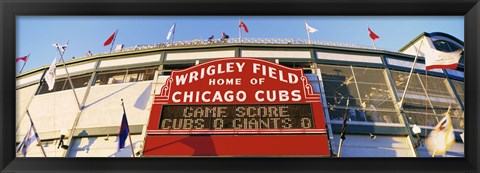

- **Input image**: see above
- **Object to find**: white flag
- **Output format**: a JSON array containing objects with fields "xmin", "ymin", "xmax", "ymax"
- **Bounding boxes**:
[
  {"xmin": 425, "ymin": 112, "xmax": 455, "ymax": 156},
  {"xmin": 422, "ymin": 36, "xmax": 463, "ymax": 71},
  {"xmin": 305, "ymin": 22, "xmax": 318, "ymax": 33},
  {"xmin": 44, "ymin": 58, "xmax": 57, "ymax": 91},
  {"xmin": 52, "ymin": 43, "xmax": 67, "ymax": 52},
  {"xmin": 166, "ymin": 23, "xmax": 176, "ymax": 40}
]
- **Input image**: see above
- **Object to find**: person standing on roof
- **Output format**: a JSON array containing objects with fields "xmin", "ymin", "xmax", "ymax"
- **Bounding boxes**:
[
  {"xmin": 86, "ymin": 50, "xmax": 92, "ymax": 56},
  {"xmin": 221, "ymin": 32, "xmax": 229, "ymax": 43},
  {"xmin": 208, "ymin": 35, "xmax": 215, "ymax": 43}
]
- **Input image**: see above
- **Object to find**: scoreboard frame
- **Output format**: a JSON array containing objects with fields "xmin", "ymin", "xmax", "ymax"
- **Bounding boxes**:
[{"xmin": 144, "ymin": 58, "xmax": 330, "ymax": 156}]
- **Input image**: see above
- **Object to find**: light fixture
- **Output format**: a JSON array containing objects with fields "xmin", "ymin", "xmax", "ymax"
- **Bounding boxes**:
[
  {"xmin": 460, "ymin": 132, "xmax": 464, "ymax": 143},
  {"xmin": 369, "ymin": 133, "xmax": 376, "ymax": 139},
  {"xmin": 58, "ymin": 129, "xmax": 69, "ymax": 149},
  {"xmin": 135, "ymin": 143, "xmax": 144, "ymax": 157},
  {"xmin": 412, "ymin": 124, "xmax": 423, "ymax": 148}
]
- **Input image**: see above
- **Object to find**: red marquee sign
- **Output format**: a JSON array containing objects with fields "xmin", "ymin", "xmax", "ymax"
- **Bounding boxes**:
[{"xmin": 144, "ymin": 58, "xmax": 330, "ymax": 157}]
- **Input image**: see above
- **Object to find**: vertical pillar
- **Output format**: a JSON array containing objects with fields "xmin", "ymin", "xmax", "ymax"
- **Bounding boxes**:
[{"xmin": 384, "ymin": 68, "xmax": 419, "ymax": 157}]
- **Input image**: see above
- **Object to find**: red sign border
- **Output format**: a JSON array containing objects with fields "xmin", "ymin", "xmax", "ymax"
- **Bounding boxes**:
[
  {"xmin": 147, "ymin": 57, "xmax": 325, "ymax": 135},
  {"xmin": 144, "ymin": 57, "xmax": 330, "ymax": 156}
]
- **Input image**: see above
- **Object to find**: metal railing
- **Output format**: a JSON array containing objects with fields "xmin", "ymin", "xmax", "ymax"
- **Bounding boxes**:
[{"xmin": 88, "ymin": 38, "xmax": 395, "ymax": 58}]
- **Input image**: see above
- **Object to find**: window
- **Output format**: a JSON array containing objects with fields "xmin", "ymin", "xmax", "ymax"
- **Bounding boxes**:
[
  {"xmin": 279, "ymin": 61, "xmax": 311, "ymax": 68},
  {"xmin": 280, "ymin": 61, "xmax": 313, "ymax": 74},
  {"xmin": 304, "ymin": 74, "xmax": 321, "ymax": 94},
  {"xmin": 67, "ymin": 75, "xmax": 92, "ymax": 89},
  {"xmin": 37, "ymin": 74, "xmax": 92, "ymax": 95},
  {"xmin": 161, "ymin": 63, "xmax": 195, "ymax": 75},
  {"xmin": 433, "ymin": 40, "xmax": 461, "ymax": 52},
  {"xmin": 94, "ymin": 66, "xmax": 157, "ymax": 85},
  {"xmin": 450, "ymin": 80, "xmax": 464, "ymax": 106},
  {"xmin": 125, "ymin": 67, "xmax": 156, "ymax": 82},
  {"xmin": 95, "ymin": 70, "xmax": 127, "ymax": 85},
  {"xmin": 391, "ymin": 71, "xmax": 464, "ymax": 129},
  {"xmin": 319, "ymin": 64, "xmax": 400, "ymax": 124}
]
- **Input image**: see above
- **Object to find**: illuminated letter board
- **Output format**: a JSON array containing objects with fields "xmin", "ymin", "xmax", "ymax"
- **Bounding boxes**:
[
  {"xmin": 159, "ymin": 104, "xmax": 314, "ymax": 130},
  {"xmin": 144, "ymin": 58, "xmax": 330, "ymax": 156}
]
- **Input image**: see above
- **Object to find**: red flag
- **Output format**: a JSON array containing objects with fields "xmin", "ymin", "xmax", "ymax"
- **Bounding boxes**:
[
  {"xmin": 239, "ymin": 21, "xmax": 249, "ymax": 33},
  {"xmin": 104, "ymin": 31, "xmax": 117, "ymax": 46},
  {"xmin": 16, "ymin": 55, "xmax": 29, "ymax": 63},
  {"xmin": 368, "ymin": 27, "xmax": 380, "ymax": 41}
]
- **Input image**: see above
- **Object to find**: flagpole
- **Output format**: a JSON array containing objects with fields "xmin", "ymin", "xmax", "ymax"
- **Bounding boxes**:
[
  {"xmin": 425, "ymin": 70, "xmax": 428, "ymax": 123},
  {"xmin": 415, "ymin": 72, "xmax": 440, "ymax": 122},
  {"xmin": 19, "ymin": 53, "xmax": 30, "ymax": 74},
  {"xmin": 398, "ymin": 37, "xmax": 424, "ymax": 108},
  {"xmin": 337, "ymin": 97, "xmax": 350, "ymax": 157},
  {"xmin": 171, "ymin": 23, "xmax": 175, "ymax": 45},
  {"xmin": 17, "ymin": 129, "xmax": 30, "ymax": 157},
  {"xmin": 121, "ymin": 99, "xmax": 135, "ymax": 157},
  {"xmin": 305, "ymin": 19, "xmax": 311, "ymax": 44},
  {"xmin": 239, "ymin": 19, "xmax": 242, "ymax": 43},
  {"xmin": 396, "ymin": 37, "xmax": 427, "ymax": 158},
  {"xmin": 26, "ymin": 110, "xmax": 47, "ymax": 157},
  {"xmin": 371, "ymin": 39, "xmax": 377, "ymax": 49},
  {"xmin": 368, "ymin": 25, "xmax": 377, "ymax": 49},
  {"xmin": 55, "ymin": 41, "xmax": 82, "ymax": 109},
  {"xmin": 110, "ymin": 29, "xmax": 119, "ymax": 53}
]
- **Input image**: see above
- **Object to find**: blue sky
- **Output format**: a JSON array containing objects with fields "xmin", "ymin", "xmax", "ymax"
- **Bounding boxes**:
[{"xmin": 16, "ymin": 16, "xmax": 464, "ymax": 73}]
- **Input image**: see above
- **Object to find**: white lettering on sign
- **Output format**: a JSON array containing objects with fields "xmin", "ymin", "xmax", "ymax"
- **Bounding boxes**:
[
  {"xmin": 252, "ymin": 63, "xmax": 299, "ymax": 84},
  {"xmin": 175, "ymin": 62, "xmax": 246, "ymax": 86},
  {"xmin": 159, "ymin": 105, "xmax": 314, "ymax": 130},
  {"xmin": 171, "ymin": 90, "xmax": 300, "ymax": 103},
  {"xmin": 208, "ymin": 78, "xmax": 242, "ymax": 85},
  {"xmin": 164, "ymin": 59, "xmax": 314, "ymax": 104},
  {"xmin": 171, "ymin": 90, "xmax": 248, "ymax": 103},
  {"xmin": 174, "ymin": 62, "xmax": 300, "ymax": 86}
]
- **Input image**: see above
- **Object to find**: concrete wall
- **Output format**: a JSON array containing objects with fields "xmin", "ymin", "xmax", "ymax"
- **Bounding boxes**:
[
  {"xmin": 166, "ymin": 50, "xmax": 235, "ymax": 61},
  {"xmin": 16, "ymin": 80, "xmax": 153, "ymax": 157},
  {"xmin": 16, "ymin": 84, "xmax": 39, "ymax": 127},
  {"xmin": 78, "ymin": 81, "xmax": 153, "ymax": 129},
  {"xmin": 18, "ymin": 134, "xmax": 143, "ymax": 157},
  {"xmin": 68, "ymin": 134, "xmax": 143, "ymax": 157},
  {"xmin": 241, "ymin": 50, "xmax": 311, "ymax": 59},
  {"xmin": 16, "ymin": 72, "xmax": 43, "ymax": 87},
  {"xmin": 99, "ymin": 54, "xmax": 161, "ymax": 68},
  {"xmin": 17, "ymin": 139, "xmax": 66, "ymax": 157},
  {"xmin": 15, "ymin": 80, "xmax": 153, "ymax": 138},
  {"xmin": 333, "ymin": 134, "xmax": 415, "ymax": 157},
  {"xmin": 16, "ymin": 88, "xmax": 87, "ymax": 139},
  {"xmin": 56, "ymin": 62, "xmax": 96, "ymax": 78}
]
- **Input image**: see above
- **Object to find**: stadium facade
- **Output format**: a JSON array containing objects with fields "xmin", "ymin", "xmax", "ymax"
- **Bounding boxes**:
[{"xmin": 15, "ymin": 32, "xmax": 464, "ymax": 157}]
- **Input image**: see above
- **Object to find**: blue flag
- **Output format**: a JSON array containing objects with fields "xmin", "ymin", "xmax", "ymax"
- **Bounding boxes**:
[
  {"xmin": 118, "ymin": 112, "xmax": 130, "ymax": 150},
  {"xmin": 17, "ymin": 124, "xmax": 38, "ymax": 157}
]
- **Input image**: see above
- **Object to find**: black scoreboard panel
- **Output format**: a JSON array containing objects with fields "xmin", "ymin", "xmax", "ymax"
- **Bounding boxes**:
[{"xmin": 159, "ymin": 104, "xmax": 314, "ymax": 130}]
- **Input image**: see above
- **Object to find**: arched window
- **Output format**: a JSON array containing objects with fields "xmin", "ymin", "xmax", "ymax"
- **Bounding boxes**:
[{"xmin": 433, "ymin": 40, "xmax": 462, "ymax": 52}]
